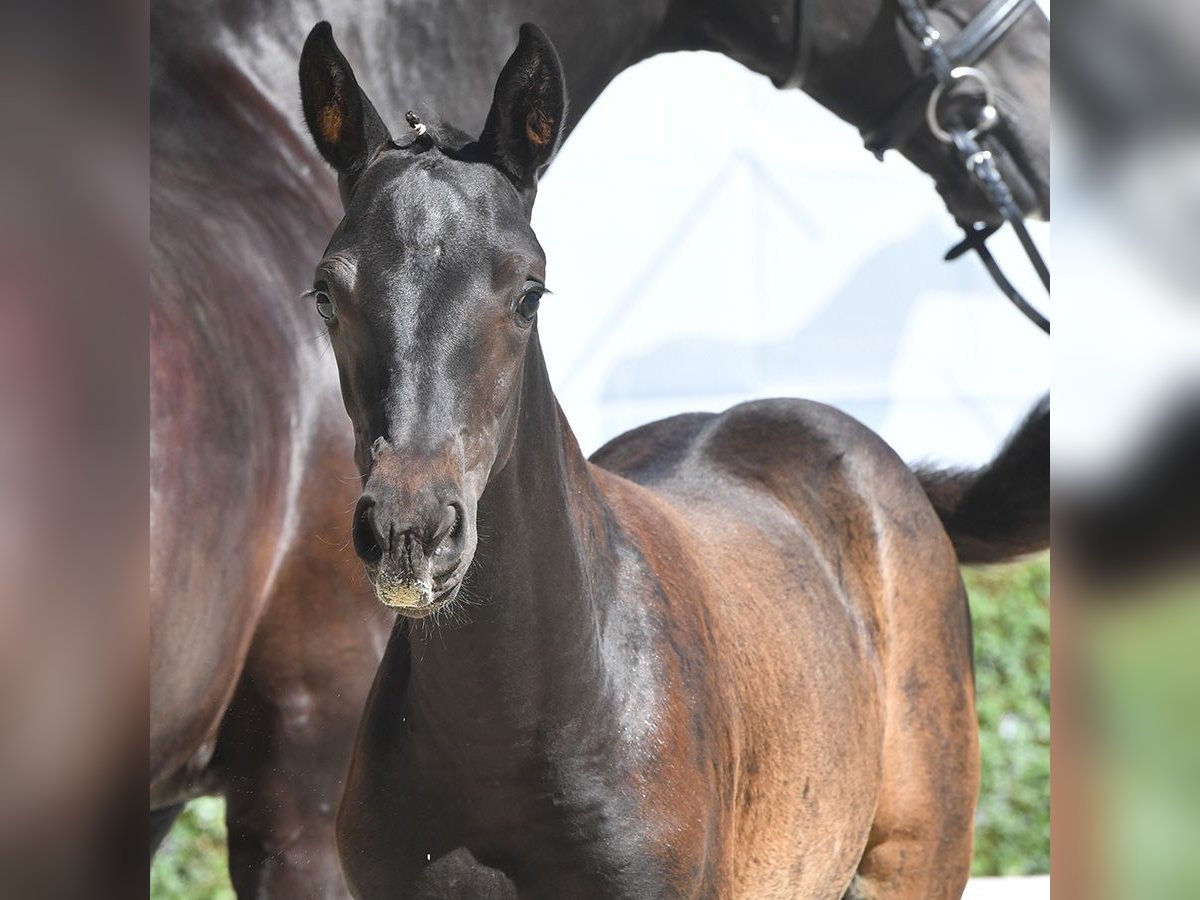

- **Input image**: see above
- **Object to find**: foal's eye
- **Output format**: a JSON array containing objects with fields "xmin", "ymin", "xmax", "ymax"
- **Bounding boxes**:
[
  {"xmin": 516, "ymin": 286, "xmax": 543, "ymax": 323},
  {"xmin": 312, "ymin": 289, "xmax": 336, "ymax": 323}
]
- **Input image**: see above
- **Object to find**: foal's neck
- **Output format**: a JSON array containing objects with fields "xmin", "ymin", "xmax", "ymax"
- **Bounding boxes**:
[{"xmin": 405, "ymin": 333, "xmax": 613, "ymax": 735}]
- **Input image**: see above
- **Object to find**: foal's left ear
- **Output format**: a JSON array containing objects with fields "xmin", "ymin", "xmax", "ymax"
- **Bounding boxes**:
[{"xmin": 479, "ymin": 24, "xmax": 567, "ymax": 192}]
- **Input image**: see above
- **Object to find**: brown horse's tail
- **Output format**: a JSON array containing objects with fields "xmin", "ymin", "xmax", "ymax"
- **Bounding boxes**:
[{"xmin": 914, "ymin": 396, "xmax": 1049, "ymax": 565}]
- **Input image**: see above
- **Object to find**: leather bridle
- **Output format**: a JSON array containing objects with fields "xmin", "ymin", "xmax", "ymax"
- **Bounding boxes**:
[{"xmin": 782, "ymin": 0, "xmax": 1050, "ymax": 333}]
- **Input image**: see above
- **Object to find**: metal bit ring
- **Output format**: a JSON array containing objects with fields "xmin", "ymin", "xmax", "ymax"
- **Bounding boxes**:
[{"xmin": 926, "ymin": 66, "xmax": 998, "ymax": 144}]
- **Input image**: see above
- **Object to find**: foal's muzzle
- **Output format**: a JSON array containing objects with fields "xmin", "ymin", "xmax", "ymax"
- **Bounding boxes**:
[{"xmin": 352, "ymin": 488, "xmax": 472, "ymax": 615}]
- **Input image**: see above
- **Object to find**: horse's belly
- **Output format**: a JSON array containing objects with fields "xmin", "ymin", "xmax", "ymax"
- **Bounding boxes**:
[
  {"xmin": 712, "ymin": 580, "xmax": 885, "ymax": 895},
  {"xmin": 730, "ymin": 758, "xmax": 880, "ymax": 899}
]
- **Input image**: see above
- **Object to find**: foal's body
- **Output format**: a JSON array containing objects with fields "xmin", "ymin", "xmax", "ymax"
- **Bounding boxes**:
[
  {"xmin": 297, "ymin": 22, "xmax": 1046, "ymax": 900},
  {"xmin": 341, "ymin": 348, "xmax": 976, "ymax": 899}
]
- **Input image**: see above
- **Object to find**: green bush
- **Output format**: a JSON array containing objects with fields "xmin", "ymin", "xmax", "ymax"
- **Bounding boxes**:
[
  {"xmin": 150, "ymin": 797, "xmax": 234, "ymax": 899},
  {"xmin": 150, "ymin": 561, "xmax": 1050, "ymax": 896},
  {"xmin": 966, "ymin": 557, "xmax": 1051, "ymax": 876}
]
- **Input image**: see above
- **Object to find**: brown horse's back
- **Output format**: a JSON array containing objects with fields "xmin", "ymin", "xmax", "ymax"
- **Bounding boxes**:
[
  {"xmin": 593, "ymin": 398, "xmax": 978, "ymax": 897},
  {"xmin": 150, "ymin": 120, "xmax": 324, "ymax": 788},
  {"xmin": 150, "ymin": 69, "xmax": 394, "ymax": 892}
]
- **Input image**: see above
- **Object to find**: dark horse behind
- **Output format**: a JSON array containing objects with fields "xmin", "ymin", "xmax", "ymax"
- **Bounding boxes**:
[
  {"xmin": 296, "ymin": 22, "xmax": 1048, "ymax": 898},
  {"xmin": 151, "ymin": 0, "xmax": 1047, "ymax": 895}
]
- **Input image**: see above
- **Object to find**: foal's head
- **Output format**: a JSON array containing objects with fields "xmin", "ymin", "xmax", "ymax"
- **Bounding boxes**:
[{"xmin": 299, "ymin": 23, "xmax": 565, "ymax": 616}]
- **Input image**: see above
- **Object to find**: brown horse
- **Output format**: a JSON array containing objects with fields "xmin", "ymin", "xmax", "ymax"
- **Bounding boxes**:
[
  {"xmin": 151, "ymin": 0, "xmax": 1048, "ymax": 894},
  {"xmin": 297, "ymin": 24, "xmax": 1048, "ymax": 897}
]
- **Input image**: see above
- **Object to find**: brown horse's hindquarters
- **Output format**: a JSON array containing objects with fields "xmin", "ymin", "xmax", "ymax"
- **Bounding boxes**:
[{"xmin": 635, "ymin": 400, "xmax": 980, "ymax": 897}]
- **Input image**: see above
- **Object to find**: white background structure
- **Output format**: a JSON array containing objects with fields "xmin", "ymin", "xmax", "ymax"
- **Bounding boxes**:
[
  {"xmin": 964, "ymin": 875, "xmax": 1051, "ymax": 898},
  {"xmin": 533, "ymin": 50, "xmax": 1050, "ymax": 469}
]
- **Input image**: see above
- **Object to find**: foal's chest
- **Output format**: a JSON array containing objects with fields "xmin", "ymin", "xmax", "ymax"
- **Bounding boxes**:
[{"xmin": 396, "ymin": 720, "xmax": 716, "ymax": 897}]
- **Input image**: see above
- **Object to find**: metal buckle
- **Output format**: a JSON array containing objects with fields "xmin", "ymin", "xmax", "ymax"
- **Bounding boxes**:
[{"xmin": 926, "ymin": 66, "xmax": 999, "ymax": 144}]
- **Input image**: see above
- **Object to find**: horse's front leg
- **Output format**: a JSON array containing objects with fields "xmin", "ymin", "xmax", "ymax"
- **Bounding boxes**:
[{"xmin": 213, "ymin": 521, "xmax": 390, "ymax": 899}]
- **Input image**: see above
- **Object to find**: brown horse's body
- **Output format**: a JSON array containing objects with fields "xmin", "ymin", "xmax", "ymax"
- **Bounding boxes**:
[
  {"xmin": 292, "ymin": 26, "xmax": 1045, "ymax": 894},
  {"xmin": 594, "ymin": 405, "xmax": 978, "ymax": 897},
  {"xmin": 338, "ymin": 351, "xmax": 983, "ymax": 899}
]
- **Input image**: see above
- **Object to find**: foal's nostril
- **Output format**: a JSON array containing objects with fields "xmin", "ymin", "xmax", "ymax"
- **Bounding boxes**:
[
  {"xmin": 431, "ymin": 504, "xmax": 457, "ymax": 547},
  {"xmin": 352, "ymin": 495, "xmax": 384, "ymax": 564},
  {"xmin": 430, "ymin": 502, "xmax": 466, "ymax": 560}
]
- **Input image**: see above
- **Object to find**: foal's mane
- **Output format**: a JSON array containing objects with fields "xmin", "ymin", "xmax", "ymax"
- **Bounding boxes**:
[{"xmin": 383, "ymin": 117, "xmax": 488, "ymax": 166}]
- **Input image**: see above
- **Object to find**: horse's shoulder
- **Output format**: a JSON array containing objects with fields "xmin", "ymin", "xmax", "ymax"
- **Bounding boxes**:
[{"xmin": 589, "ymin": 412, "xmax": 717, "ymax": 485}]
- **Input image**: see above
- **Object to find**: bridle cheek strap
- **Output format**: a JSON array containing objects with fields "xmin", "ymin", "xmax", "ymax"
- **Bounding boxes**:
[
  {"xmin": 862, "ymin": 0, "xmax": 1037, "ymax": 159},
  {"xmin": 878, "ymin": 0, "xmax": 1049, "ymax": 333}
]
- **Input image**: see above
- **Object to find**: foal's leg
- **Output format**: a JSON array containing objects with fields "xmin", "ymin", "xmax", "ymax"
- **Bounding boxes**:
[
  {"xmin": 846, "ymin": 580, "xmax": 980, "ymax": 900},
  {"xmin": 214, "ymin": 500, "xmax": 392, "ymax": 899}
]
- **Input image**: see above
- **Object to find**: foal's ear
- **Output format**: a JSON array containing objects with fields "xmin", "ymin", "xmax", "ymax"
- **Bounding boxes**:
[
  {"xmin": 479, "ymin": 24, "xmax": 567, "ymax": 191},
  {"xmin": 299, "ymin": 22, "xmax": 391, "ymax": 177}
]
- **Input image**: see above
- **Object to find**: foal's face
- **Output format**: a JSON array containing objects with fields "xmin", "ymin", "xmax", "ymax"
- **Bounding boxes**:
[
  {"xmin": 317, "ymin": 154, "xmax": 544, "ymax": 613},
  {"xmin": 300, "ymin": 22, "xmax": 565, "ymax": 616}
]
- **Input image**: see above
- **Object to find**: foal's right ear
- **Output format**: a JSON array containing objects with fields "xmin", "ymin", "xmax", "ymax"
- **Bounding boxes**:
[
  {"xmin": 478, "ymin": 24, "xmax": 567, "ymax": 193},
  {"xmin": 299, "ymin": 22, "xmax": 391, "ymax": 177}
]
